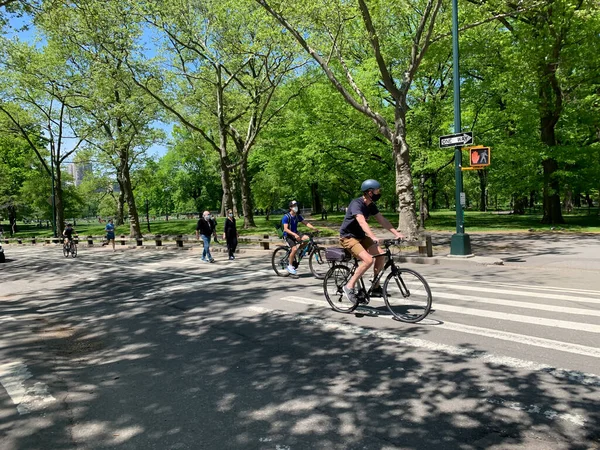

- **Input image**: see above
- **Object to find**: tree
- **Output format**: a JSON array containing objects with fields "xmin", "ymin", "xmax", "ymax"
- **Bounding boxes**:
[
  {"xmin": 0, "ymin": 40, "xmax": 87, "ymax": 234},
  {"xmin": 37, "ymin": 0, "xmax": 163, "ymax": 237},
  {"xmin": 256, "ymin": 0, "xmax": 446, "ymax": 237}
]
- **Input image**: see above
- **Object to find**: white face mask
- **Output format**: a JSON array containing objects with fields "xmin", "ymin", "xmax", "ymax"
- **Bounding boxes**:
[
  {"xmin": 228, "ymin": 213, "xmax": 233, "ymax": 217},
  {"xmin": 204, "ymin": 215, "xmax": 210, "ymax": 220},
  {"xmin": 292, "ymin": 206, "xmax": 298, "ymax": 213}
]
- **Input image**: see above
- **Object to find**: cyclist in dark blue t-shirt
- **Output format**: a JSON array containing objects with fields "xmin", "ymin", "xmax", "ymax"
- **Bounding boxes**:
[
  {"xmin": 339, "ymin": 179, "xmax": 404, "ymax": 302},
  {"xmin": 282, "ymin": 200, "xmax": 319, "ymax": 275}
]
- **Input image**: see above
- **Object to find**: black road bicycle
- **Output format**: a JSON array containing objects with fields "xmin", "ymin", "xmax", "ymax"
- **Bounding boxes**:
[
  {"xmin": 63, "ymin": 239, "xmax": 77, "ymax": 258},
  {"xmin": 323, "ymin": 239, "xmax": 432, "ymax": 323},
  {"xmin": 271, "ymin": 232, "xmax": 330, "ymax": 279}
]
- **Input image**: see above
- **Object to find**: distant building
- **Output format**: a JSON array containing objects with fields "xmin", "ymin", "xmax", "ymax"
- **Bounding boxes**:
[{"xmin": 66, "ymin": 163, "xmax": 92, "ymax": 186}]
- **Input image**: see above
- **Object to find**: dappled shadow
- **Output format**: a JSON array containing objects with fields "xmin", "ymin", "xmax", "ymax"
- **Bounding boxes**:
[{"xmin": 0, "ymin": 249, "xmax": 598, "ymax": 449}]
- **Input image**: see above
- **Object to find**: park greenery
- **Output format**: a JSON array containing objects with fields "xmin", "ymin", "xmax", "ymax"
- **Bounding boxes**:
[{"xmin": 0, "ymin": 0, "xmax": 599, "ymax": 238}]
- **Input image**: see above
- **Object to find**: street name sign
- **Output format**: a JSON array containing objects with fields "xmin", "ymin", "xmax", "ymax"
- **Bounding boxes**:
[{"xmin": 439, "ymin": 132, "xmax": 473, "ymax": 148}]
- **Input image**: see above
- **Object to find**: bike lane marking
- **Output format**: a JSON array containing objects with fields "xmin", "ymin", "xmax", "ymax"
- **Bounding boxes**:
[{"xmin": 279, "ymin": 296, "xmax": 600, "ymax": 359}]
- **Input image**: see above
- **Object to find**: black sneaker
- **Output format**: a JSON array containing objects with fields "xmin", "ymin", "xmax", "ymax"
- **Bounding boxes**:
[
  {"xmin": 371, "ymin": 286, "xmax": 385, "ymax": 297},
  {"xmin": 342, "ymin": 285, "xmax": 357, "ymax": 304}
]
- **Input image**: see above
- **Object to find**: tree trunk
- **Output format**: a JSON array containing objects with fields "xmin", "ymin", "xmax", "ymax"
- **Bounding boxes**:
[
  {"xmin": 117, "ymin": 154, "xmax": 142, "ymax": 238},
  {"xmin": 563, "ymin": 189, "xmax": 573, "ymax": 213},
  {"xmin": 219, "ymin": 152, "xmax": 234, "ymax": 214},
  {"xmin": 541, "ymin": 157, "xmax": 564, "ymax": 223},
  {"xmin": 393, "ymin": 111, "xmax": 419, "ymax": 238},
  {"xmin": 478, "ymin": 169, "xmax": 487, "ymax": 212},
  {"xmin": 311, "ymin": 182, "xmax": 322, "ymax": 215},
  {"xmin": 116, "ymin": 180, "xmax": 125, "ymax": 225},
  {"xmin": 539, "ymin": 56, "xmax": 565, "ymax": 224},
  {"xmin": 238, "ymin": 154, "xmax": 256, "ymax": 228},
  {"xmin": 54, "ymin": 167, "xmax": 65, "ymax": 235}
]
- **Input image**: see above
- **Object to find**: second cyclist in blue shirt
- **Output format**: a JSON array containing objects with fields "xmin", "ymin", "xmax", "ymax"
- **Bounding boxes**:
[{"xmin": 281, "ymin": 200, "xmax": 319, "ymax": 275}]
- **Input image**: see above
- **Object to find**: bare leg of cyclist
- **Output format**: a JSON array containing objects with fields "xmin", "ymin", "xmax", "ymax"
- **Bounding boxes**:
[
  {"xmin": 368, "ymin": 244, "xmax": 385, "ymax": 288},
  {"xmin": 346, "ymin": 250, "xmax": 373, "ymax": 290},
  {"xmin": 289, "ymin": 244, "xmax": 298, "ymax": 265}
]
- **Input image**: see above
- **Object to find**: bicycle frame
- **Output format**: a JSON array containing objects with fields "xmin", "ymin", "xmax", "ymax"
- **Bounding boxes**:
[{"xmin": 346, "ymin": 244, "xmax": 401, "ymax": 301}]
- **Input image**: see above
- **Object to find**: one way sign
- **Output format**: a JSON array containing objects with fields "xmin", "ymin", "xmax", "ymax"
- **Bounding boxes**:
[{"xmin": 439, "ymin": 132, "xmax": 473, "ymax": 148}]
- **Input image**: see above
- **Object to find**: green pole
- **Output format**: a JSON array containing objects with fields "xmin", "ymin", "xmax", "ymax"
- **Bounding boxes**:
[{"xmin": 450, "ymin": 0, "xmax": 472, "ymax": 256}]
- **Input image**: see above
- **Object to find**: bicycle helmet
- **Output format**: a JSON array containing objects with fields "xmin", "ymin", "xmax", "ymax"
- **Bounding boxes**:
[{"xmin": 360, "ymin": 179, "xmax": 381, "ymax": 192}]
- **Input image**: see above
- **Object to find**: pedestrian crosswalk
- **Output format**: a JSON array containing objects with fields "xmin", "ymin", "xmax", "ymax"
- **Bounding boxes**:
[{"xmin": 275, "ymin": 277, "xmax": 600, "ymax": 367}]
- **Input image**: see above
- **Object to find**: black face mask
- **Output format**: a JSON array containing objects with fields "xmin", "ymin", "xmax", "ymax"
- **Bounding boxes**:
[{"xmin": 370, "ymin": 191, "xmax": 381, "ymax": 202}]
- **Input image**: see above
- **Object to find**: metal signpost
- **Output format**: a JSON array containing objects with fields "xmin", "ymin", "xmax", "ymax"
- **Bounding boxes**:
[{"xmin": 449, "ymin": 0, "xmax": 472, "ymax": 256}]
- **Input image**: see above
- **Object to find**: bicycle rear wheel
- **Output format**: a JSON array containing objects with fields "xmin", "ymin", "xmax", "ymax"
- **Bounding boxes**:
[
  {"xmin": 271, "ymin": 246, "xmax": 291, "ymax": 277},
  {"xmin": 63, "ymin": 244, "xmax": 69, "ymax": 257},
  {"xmin": 383, "ymin": 268, "xmax": 432, "ymax": 323},
  {"xmin": 308, "ymin": 246, "xmax": 329, "ymax": 280},
  {"xmin": 71, "ymin": 244, "xmax": 77, "ymax": 258},
  {"xmin": 323, "ymin": 264, "xmax": 357, "ymax": 313}
]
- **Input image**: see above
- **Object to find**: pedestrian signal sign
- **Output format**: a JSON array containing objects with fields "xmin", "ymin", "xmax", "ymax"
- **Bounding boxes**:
[{"xmin": 469, "ymin": 146, "xmax": 490, "ymax": 167}]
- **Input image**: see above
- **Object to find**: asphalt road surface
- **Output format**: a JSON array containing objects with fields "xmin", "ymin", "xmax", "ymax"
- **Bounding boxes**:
[{"xmin": 0, "ymin": 244, "xmax": 599, "ymax": 449}]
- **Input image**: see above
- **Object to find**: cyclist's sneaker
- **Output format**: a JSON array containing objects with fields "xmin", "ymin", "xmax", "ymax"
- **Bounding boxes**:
[
  {"xmin": 343, "ymin": 285, "xmax": 357, "ymax": 304},
  {"xmin": 201, "ymin": 258, "xmax": 208, "ymax": 262},
  {"xmin": 370, "ymin": 285, "xmax": 385, "ymax": 297},
  {"xmin": 287, "ymin": 265, "xmax": 297, "ymax": 275},
  {"xmin": 209, "ymin": 258, "xmax": 215, "ymax": 263}
]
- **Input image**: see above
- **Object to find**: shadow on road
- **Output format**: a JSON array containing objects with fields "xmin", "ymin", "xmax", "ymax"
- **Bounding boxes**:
[{"xmin": 0, "ymin": 250, "xmax": 598, "ymax": 449}]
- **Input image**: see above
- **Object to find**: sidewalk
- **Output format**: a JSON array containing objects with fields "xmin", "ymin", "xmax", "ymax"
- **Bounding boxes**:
[{"xmin": 425, "ymin": 231, "xmax": 600, "ymax": 271}]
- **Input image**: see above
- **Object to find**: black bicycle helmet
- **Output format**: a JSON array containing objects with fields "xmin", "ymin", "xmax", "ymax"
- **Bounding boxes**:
[{"xmin": 360, "ymin": 179, "xmax": 381, "ymax": 192}]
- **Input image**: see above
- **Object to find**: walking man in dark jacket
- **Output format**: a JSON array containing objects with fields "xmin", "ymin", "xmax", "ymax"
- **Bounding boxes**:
[{"xmin": 196, "ymin": 211, "xmax": 215, "ymax": 262}]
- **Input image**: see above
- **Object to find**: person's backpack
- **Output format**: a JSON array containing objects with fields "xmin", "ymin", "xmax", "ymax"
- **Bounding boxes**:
[{"xmin": 274, "ymin": 213, "xmax": 291, "ymax": 239}]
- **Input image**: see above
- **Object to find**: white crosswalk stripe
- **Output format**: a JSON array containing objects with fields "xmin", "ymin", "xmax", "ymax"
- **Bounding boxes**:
[{"xmin": 280, "ymin": 279, "xmax": 600, "ymax": 363}]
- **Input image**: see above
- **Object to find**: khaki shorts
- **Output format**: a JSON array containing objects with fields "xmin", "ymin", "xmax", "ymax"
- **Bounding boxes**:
[{"xmin": 340, "ymin": 236, "xmax": 376, "ymax": 258}]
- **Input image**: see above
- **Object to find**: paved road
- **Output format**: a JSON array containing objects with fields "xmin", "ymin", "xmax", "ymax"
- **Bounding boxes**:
[{"xmin": 0, "ymin": 243, "xmax": 599, "ymax": 449}]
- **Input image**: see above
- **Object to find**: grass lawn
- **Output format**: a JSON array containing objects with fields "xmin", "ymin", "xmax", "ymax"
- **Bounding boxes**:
[{"xmin": 4, "ymin": 208, "xmax": 600, "ymax": 239}]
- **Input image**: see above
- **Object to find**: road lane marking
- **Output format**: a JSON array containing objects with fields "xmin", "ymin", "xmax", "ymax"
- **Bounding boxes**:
[
  {"xmin": 432, "ymin": 291, "xmax": 600, "ymax": 316},
  {"xmin": 486, "ymin": 398, "xmax": 586, "ymax": 426},
  {"xmin": 428, "ymin": 282, "xmax": 600, "ymax": 305},
  {"xmin": 433, "ymin": 277, "xmax": 600, "ymax": 296},
  {"xmin": 0, "ymin": 361, "xmax": 56, "ymax": 414},
  {"xmin": 279, "ymin": 296, "xmax": 600, "ymax": 359},
  {"xmin": 247, "ymin": 305, "xmax": 600, "ymax": 390},
  {"xmin": 431, "ymin": 303, "xmax": 600, "ymax": 334}
]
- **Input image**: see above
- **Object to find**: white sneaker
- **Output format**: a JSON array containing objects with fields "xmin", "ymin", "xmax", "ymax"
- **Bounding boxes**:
[{"xmin": 286, "ymin": 265, "xmax": 297, "ymax": 275}]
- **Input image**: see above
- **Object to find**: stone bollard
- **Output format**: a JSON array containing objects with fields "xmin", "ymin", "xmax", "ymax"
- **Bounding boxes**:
[
  {"xmin": 155, "ymin": 234, "xmax": 162, "ymax": 246},
  {"xmin": 74, "ymin": 236, "xmax": 79, "ymax": 245},
  {"xmin": 87, "ymin": 236, "xmax": 94, "ymax": 246},
  {"xmin": 136, "ymin": 238, "xmax": 143, "ymax": 247},
  {"xmin": 261, "ymin": 234, "xmax": 270, "ymax": 250},
  {"xmin": 176, "ymin": 235, "xmax": 184, "ymax": 248},
  {"xmin": 120, "ymin": 235, "xmax": 126, "ymax": 246},
  {"xmin": 17, "ymin": 239, "xmax": 22, "ymax": 245},
  {"xmin": 31, "ymin": 237, "xmax": 36, "ymax": 245}
]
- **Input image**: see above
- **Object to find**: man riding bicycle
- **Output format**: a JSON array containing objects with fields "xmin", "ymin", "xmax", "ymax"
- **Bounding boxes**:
[
  {"xmin": 63, "ymin": 223, "xmax": 75, "ymax": 245},
  {"xmin": 282, "ymin": 200, "xmax": 319, "ymax": 275},
  {"xmin": 340, "ymin": 179, "xmax": 404, "ymax": 302}
]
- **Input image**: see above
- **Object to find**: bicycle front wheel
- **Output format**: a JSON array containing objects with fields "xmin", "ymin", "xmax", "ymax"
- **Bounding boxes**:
[
  {"xmin": 71, "ymin": 244, "xmax": 77, "ymax": 258},
  {"xmin": 323, "ymin": 264, "xmax": 357, "ymax": 313},
  {"xmin": 271, "ymin": 246, "xmax": 291, "ymax": 277},
  {"xmin": 308, "ymin": 246, "xmax": 329, "ymax": 280},
  {"xmin": 383, "ymin": 268, "xmax": 432, "ymax": 323}
]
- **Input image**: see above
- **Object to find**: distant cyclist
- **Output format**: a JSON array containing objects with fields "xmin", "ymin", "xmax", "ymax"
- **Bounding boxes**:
[
  {"xmin": 63, "ymin": 223, "xmax": 75, "ymax": 245},
  {"xmin": 282, "ymin": 200, "xmax": 319, "ymax": 275},
  {"xmin": 339, "ymin": 180, "xmax": 404, "ymax": 302}
]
